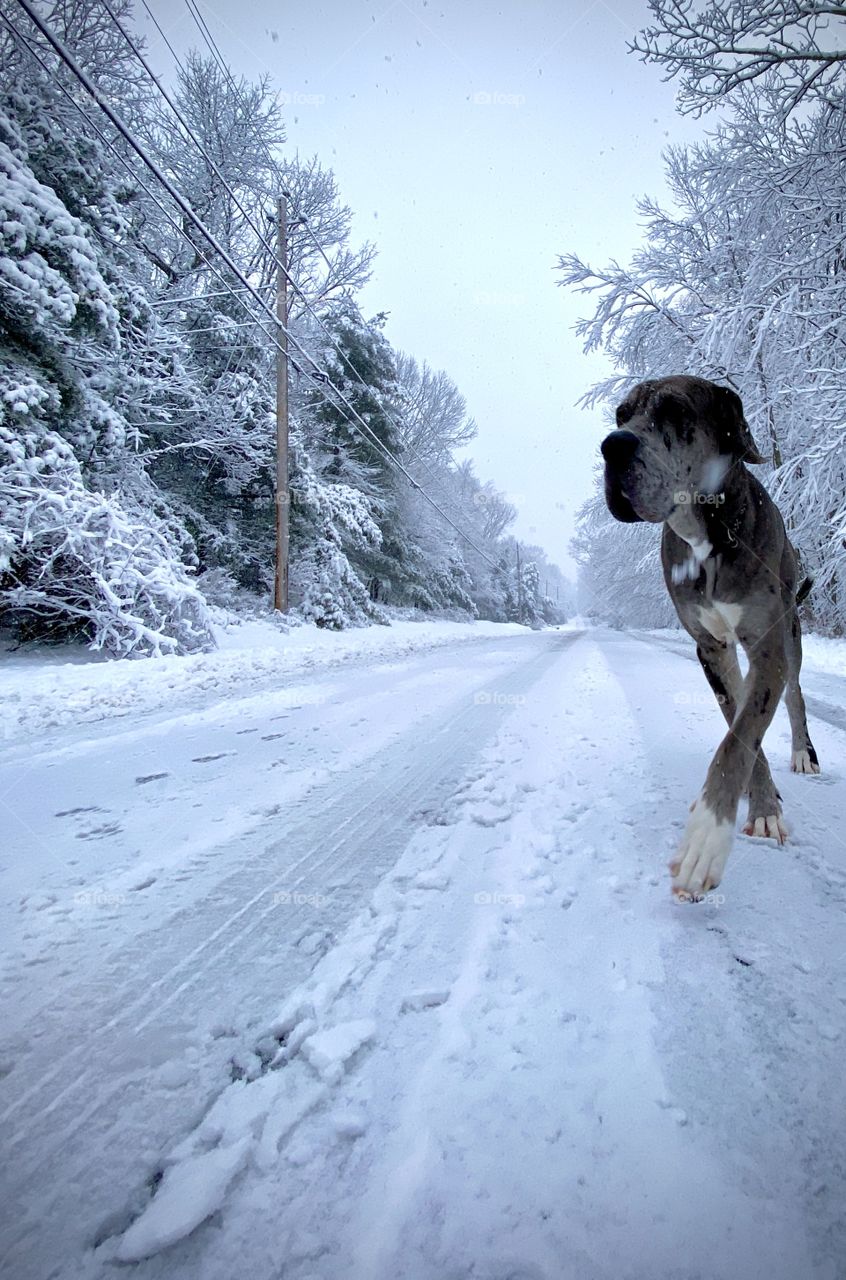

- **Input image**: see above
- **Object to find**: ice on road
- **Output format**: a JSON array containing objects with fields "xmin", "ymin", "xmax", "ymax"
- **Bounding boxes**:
[{"xmin": 1, "ymin": 626, "xmax": 844, "ymax": 1280}]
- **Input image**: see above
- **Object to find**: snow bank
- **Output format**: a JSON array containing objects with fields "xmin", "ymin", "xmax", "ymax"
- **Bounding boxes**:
[
  {"xmin": 640, "ymin": 626, "xmax": 846, "ymax": 678},
  {"xmin": 0, "ymin": 616, "xmax": 530, "ymax": 739},
  {"xmin": 801, "ymin": 633, "xmax": 846, "ymax": 678}
]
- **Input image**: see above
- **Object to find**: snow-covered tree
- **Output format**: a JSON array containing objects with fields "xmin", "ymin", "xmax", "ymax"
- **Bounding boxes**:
[
  {"xmin": 0, "ymin": 61, "xmax": 211, "ymax": 654},
  {"xmin": 395, "ymin": 353, "xmax": 477, "ymax": 464},
  {"xmin": 0, "ymin": 0, "xmax": 570, "ymax": 649},
  {"xmin": 632, "ymin": 0, "xmax": 846, "ymax": 117},
  {"xmin": 561, "ymin": 0, "xmax": 846, "ymax": 633}
]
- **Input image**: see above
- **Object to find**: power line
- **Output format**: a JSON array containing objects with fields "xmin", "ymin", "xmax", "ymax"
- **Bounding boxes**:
[
  {"xmin": 10, "ymin": 0, "xmax": 499, "ymax": 568},
  {"xmin": 98, "ymin": 0, "xmax": 472, "ymax": 522},
  {"xmin": 150, "ymin": 285, "xmax": 274, "ymax": 306},
  {"xmin": 0, "ymin": 12, "xmax": 297, "ymax": 373},
  {"xmin": 176, "ymin": 0, "xmax": 491, "ymax": 540},
  {"xmin": 12, "ymin": 0, "xmax": 400, "ymax": 464},
  {"xmin": 183, "ymin": 0, "xmax": 338, "ymax": 282},
  {"xmin": 140, "ymin": 0, "xmax": 188, "ymax": 78},
  {"xmin": 135, "ymin": 0, "xmax": 491, "ymax": 543},
  {"xmin": 105, "ymin": 0, "xmax": 502, "ymax": 564}
]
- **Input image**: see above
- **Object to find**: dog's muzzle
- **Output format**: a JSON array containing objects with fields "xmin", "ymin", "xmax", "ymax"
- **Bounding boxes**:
[
  {"xmin": 601, "ymin": 429, "xmax": 639, "ymax": 469},
  {"xmin": 601, "ymin": 430, "xmax": 643, "ymax": 524}
]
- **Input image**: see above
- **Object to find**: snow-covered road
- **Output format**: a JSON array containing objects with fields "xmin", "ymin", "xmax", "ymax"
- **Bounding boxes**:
[{"xmin": 1, "ymin": 627, "xmax": 845, "ymax": 1280}]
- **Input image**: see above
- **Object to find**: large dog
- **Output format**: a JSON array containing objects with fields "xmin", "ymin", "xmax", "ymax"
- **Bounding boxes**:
[{"xmin": 601, "ymin": 375, "xmax": 819, "ymax": 900}]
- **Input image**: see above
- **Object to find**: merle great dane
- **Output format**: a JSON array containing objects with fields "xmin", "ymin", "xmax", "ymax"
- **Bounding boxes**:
[{"xmin": 601, "ymin": 375, "xmax": 819, "ymax": 901}]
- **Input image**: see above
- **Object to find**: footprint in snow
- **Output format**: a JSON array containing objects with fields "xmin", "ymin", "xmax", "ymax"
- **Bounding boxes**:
[
  {"xmin": 191, "ymin": 753, "xmax": 232, "ymax": 764},
  {"xmin": 656, "ymin": 1098, "xmax": 689, "ymax": 1126},
  {"xmin": 401, "ymin": 989, "xmax": 450, "ymax": 1012},
  {"xmin": 55, "ymin": 806, "xmax": 102, "ymax": 817},
  {"xmin": 528, "ymin": 873, "xmax": 556, "ymax": 896},
  {"xmin": 470, "ymin": 804, "xmax": 513, "ymax": 828},
  {"xmin": 331, "ymin": 1110, "xmax": 368, "ymax": 1139},
  {"xmin": 20, "ymin": 893, "xmax": 58, "ymax": 911},
  {"xmin": 130, "ymin": 877, "xmax": 156, "ymax": 892},
  {"xmin": 414, "ymin": 870, "xmax": 451, "ymax": 890},
  {"xmin": 76, "ymin": 822, "xmax": 122, "ymax": 840},
  {"xmin": 135, "ymin": 773, "xmax": 169, "ymax": 785},
  {"xmin": 300, "ymin": 1019, "xmax": 377, "ymax": 1085}
]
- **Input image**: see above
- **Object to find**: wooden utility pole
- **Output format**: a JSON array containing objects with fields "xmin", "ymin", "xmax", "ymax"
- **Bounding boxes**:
[
  {"xmin": 516, "ymin": 544, "xmax": 523, "ymax": 619},
  {"xmin": 274, "ymin": 195, "xmax": 289, "ymax": 612}
]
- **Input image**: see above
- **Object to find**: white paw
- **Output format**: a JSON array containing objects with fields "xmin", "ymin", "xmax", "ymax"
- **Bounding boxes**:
[
  {"xmin": 669, "ymin": 798, "xmax": 733, "ymax": 901},
  {"xmin": 742, "ymin": 813, "xmax": 788, "ymax": 843},
  {"xmin": 791, "ymin": 749, "xmax": 820, "ymax": 775}
]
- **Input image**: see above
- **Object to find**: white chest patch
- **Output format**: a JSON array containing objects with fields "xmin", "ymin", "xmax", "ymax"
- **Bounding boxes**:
[
  {"xmin": 670, "ymin": 539, "xmax": 712, "ymax": 585},
  {"xmin": 698, "ymin": 601, "xmax": 744, "ymax": 644}
]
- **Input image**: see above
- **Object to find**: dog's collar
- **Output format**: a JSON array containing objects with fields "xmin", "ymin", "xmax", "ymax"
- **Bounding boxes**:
[{"xmin": 707, "ymin": 502, "xmax": 744, "ymax": 553}]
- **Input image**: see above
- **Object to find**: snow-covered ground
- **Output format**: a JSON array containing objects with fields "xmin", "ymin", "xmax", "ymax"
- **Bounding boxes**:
[
  {"xmin": 1, "ymin": 622, "xmax": 845, "ymax": 1280},
  {"xmin": 0, "ymin": 614, "xmax": 532, "ymax": 740}
]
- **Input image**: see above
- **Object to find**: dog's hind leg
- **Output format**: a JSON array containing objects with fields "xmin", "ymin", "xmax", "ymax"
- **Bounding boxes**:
[
  {"xmin": 696, "ymin": 637, "xmax": 785, "ymax": 840},
  {"xmin": 784, "ymin": 607, "xmax": 820, "ymax": 774}
]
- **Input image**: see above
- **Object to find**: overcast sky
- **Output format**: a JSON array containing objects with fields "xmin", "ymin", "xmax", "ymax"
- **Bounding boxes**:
[{"xmin": 140, "ymin": 0, "xmax": 704, "ymax": 576}]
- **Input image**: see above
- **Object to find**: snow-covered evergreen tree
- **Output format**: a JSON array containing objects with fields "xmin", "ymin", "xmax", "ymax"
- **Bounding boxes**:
[
  {"xmin": 0, "ymin": 56, "xmax": 211, "ymax": 655},
  {"xmin": 0, "ymin": 1, "xmax": 570, "ymax": 650}
]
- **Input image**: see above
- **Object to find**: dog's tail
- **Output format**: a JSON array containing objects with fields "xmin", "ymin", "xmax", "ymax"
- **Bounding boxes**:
[{"xmin": 796, "ymin": 576, "xmax": 814, "ymax": 605}]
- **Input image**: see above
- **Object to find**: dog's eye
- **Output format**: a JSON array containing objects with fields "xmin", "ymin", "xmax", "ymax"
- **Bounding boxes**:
[
  {"xmin": 656, "ymin": 395, "xmax": 696, "ymax": 445},
  {"xmin": 656, "ymin": 395, "xmax": 695, "ymax": 436},
  {"xmin": 655, "ymin": 394, "xmax": 685, "ymax": 425},
  {"xmin": 616, "ymin": 403, "xmax": 634, "ymax": 427}
]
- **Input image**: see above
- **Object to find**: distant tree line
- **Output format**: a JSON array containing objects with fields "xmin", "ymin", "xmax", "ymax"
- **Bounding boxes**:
[{"xmin": 0, "ymin": 0, "xmax": 570, "ymax": 656}]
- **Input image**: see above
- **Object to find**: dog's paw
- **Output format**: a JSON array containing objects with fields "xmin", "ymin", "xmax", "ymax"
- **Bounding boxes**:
[
  {"xmin": 669, "ymin": 798, "xmax": 733, "ymax": 901},
  {"xmin": 791, "ymin": 749, "xmax": 821, "ymax": 775},
  {"xmin": 742, "ymin": 813, "xmax": 788, "ymax": 842}
]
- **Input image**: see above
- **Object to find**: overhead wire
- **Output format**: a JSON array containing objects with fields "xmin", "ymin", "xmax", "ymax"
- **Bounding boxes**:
[
  {"xmin": 10, "ymin": 0, "xmax": 501, "ymax": 568},
  {"xmin": 178, "ymin": 0, "xmax": 490, "ymax": 533},
  {"xmin": 175, "ymin": 4, "xmax": 510, "ymax": 569},
  {"xmin": 9, "ymin": 0, "xmax": 411, "ymax": 477}
]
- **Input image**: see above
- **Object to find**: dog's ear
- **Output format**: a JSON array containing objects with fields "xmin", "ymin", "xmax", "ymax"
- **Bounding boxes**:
[{"xmin": 715, "ymin": 386, "xmax": 766, "ymax": 464}]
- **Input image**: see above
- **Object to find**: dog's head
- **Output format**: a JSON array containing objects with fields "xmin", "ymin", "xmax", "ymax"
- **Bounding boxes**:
[{"xmin": 600, "ymin": 376, "xmax": 765, "ymax": 524}]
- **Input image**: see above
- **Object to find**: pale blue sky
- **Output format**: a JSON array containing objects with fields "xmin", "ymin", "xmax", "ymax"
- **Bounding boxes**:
[{"xmin": 139, "ymin": 0, "xmax": 704, "ymax": 575}]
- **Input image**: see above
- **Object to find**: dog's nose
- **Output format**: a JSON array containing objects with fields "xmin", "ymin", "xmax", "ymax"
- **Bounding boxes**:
[{"xmin": 601, "ymin": 429, "xmax": 639, "ymax": 467}]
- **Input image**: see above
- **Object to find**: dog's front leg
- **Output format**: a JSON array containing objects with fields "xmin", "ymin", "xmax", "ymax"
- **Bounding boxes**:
[{"xmin": 671, "ymin": 647, "xmax": 787, "ymax": 900}]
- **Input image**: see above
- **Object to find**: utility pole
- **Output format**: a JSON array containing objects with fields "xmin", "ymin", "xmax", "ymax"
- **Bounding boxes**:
[
  {"xmin": 274, "ymin": 194, "xmax": 289, "ymax": 613},
  {"xmin": 516, "ymin": 543, "xmax": 523, "ymax": 620}
]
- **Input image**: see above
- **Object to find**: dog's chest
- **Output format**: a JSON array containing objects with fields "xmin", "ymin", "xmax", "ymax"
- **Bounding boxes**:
[{"xmin": 698, "ymin": 600, "xmax": 744, "ymax": 644}]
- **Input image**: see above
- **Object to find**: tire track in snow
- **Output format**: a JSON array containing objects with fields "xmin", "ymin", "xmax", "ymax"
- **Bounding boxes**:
[
  {"xmin": 178, "ymin": 633, "xmax": 819, "ymax": 1280},
  {"xmin": 0, "ymin": 632, "xmax": 581, "ymax": 1278}
]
